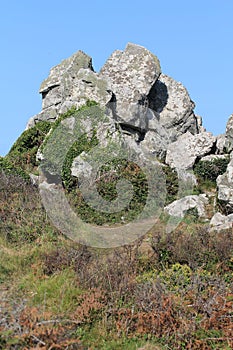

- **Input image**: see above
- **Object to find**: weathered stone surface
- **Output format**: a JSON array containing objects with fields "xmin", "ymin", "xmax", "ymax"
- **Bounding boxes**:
[
  {"xmin": 148, "ymin": 74, "xmax": 199, "ymax": 140},
  {"xmin": 216, "ymin": 134, "xmax": 228, "ymax": 154},
  {"xmin": 200, "ymin": 154, "xmax": 229, "ymax": 162},
  {"xmin": 166, "ymin": 131, "xmax": 216, "ymax": 170},
  {"xmin": 226, "ymin": 114, "xmax": 233, "ymax": 151},
  {"xmin": 217, "ymin": 152, "xmax": 233, "ymax": 213},
  {"xmin": 27, "ymin": 51, "xmax": 112, "ymax": 127},
  {"xmin": 216, "ymin": 115, "xmax": 233, "ymax": 155},
  {"xmin": 140, "ymin": 125, "xmax": 170, "ymax": 158},
  {"xmin": 27, "ymin": 43, "xmax": 201, "ymax": 161},
  {"xmin": 209, "ymin": 212, "xmax": 233, "ymax": 231},
  {"xmin": 164, "ymin": 194, "xmax": 208, "ymax": 218},
  {"xmin": 40, "ymin": 50, "xmax": 93, "ymax": 94},
  {"xmin": 26, "ymin": 107, "xmax": 58, "ymax": 128},
  {"xmin": 196, "ymin": 115, "xmax": 206, "ymax": 133},
  {"xmin": 99, "ymin": 43, "xmax": 161, "ymax": 130},
  {"xmin": 59, "ymin": 68, "xmax": 112, "ymax": 112}
]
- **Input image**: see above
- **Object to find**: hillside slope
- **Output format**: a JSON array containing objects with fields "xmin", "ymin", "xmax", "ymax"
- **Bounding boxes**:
[{"xmin": 1, "ymin": 44, "xmax": 233, "ymax": 349}]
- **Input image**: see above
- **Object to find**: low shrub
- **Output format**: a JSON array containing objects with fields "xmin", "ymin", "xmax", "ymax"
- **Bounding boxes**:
[
  {"xmin": 0, "ymin": 172, "xmax": 57, "ymax": 243},
  {"xmin": 194, "ymin": 156, "xmax": 229, "ymax": 184},
  {"xmin": 0, "ymin": 157, "xmax": 30, "ymax": 181},
  {"xmin": 151, "ymin": 224, "xmax": 233, "ymax": 270},
  {"xmin": 6, "ymin": 121, "xmax": 52, "ymax": 173},
  {"xmin": 163, "ymin": 166, "xmax": 179, "ymax": 204}
]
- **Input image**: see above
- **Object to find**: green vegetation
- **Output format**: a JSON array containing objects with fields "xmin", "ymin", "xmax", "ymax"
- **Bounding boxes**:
[
  {"xmin": 194, "ymin": 156, "xmax": 229, "ymax": 191},
  {"xmin": 62, "ymin": 131, "xmax": 99, "ymax": 189},
  {"xmin": 0, "ymin": 156, "xmax": 30, "ymax": 181},
  {"xmin": 1, "ymin": 169, "xmax": 233, "ymax": 349},
  {"xmin": 65, "ymin": 156, "xmax": 149, "ymax": 226},
  {"xmin": 40, "ymin": 104, "xmax": 151, "ymax": 226},
  {"xmin": 1, "ymin": 105, "xmax": 233, "ymax": 349},
  {"xmin": 6, "ymin": 121, "xmax": 52, "ymax": 173},
  {"xmin": 163, "ymin": 165, "xmax": 179, "ymax": 204}
]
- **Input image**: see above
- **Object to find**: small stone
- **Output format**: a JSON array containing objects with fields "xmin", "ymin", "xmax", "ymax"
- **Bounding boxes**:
[
  {"xmin": 164, "ymin": 194, "xmax": 208, "ymax": 218},
  {"xmin": 209, "ymin": 212, "xmax": 233, "ymax": 231}
]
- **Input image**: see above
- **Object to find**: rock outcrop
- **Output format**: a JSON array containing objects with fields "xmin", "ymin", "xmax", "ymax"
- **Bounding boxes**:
[
  {"xmin": 23, "ymin": 43, "xmax": 233, "ymax": 233},
  {"xmin": 27, "ymin": 43, "xmax": 199, "ymax": 158}
]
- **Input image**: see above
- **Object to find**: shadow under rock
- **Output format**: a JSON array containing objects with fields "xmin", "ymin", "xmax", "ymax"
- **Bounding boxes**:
[{"xmin": 148, "ymin": 79, "xmax": 168, "ymax": 117}]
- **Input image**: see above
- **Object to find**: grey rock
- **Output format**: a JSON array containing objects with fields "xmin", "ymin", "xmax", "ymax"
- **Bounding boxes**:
[
  {"xmin": 27, "ymin": 43, "xmax": 200, "ymax": 160},
  {"xmin": 196, "ymin": 115, "xmax": 206, "ymax": 133},
  {"xmin": 40, "ymin": 50, "xmax": 93, "ymax": 94},
  {"xmin": 28, "ymin": 51, "xmax": 112, "ymax": 127},
  {"xmin": 216, "ymin": 134, "xmax": 229, "ymax": 154},
  {"xmin": 226, "ymin": 114, "xmax": 233, "ymax": 151},
  {"xmin": 61, "ymin": 68, "xmax": 112, "ymax": 109},
  {"xmin": 27, "ymin": 107, "xmax": 58, "ymax": 128},
  {"xmin": 166, "ymin": 131, "xmax": 216, "ymax": 170},
  {"xmin": 200, "ymin": 154, "xmax": 229, "ymax": 162},
  {"xmin": 216, "ymin": 116, "xmax": 233, "ymax": 154},
  {"xmin": 71, "ymin": 152, "xmax": 93, "ymax": 179},
  {"xmin": 164, "ymin": 194, "xmax": 208, "ymax": 218},
  {"xmin": 148, "ymin": 74, "xmax": 199, "ymax": 140},
  {"xmin": 99, "ymin": 43, "xmax": 161, "ymax": 130},
  {"xmin": 217, "ymin": 152, "xmax": 233, "ymax": 213},
  {"xmin": 29, "ymin": 173, "xmax": 39, "ymax": 186},
  {"xmin": 209, "ymin": 212, "xmax": 233, "ymax": 231},
  {"xmin": 140, "ymin": 123, "xmax": 170, "ymax": 158}
]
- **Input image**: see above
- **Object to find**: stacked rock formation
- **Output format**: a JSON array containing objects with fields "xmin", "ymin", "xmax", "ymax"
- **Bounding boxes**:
[
  {"xmin": 27, "ymin": 43, "xmax": 233, "ymax": 230},
  {"xmin": 27, "ymin": 43, "xmax": 199, "ymax": 157}
]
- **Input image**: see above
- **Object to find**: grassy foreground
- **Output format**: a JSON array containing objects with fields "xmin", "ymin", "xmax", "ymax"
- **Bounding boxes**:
[{"xmin": 0, "ymin": 171, "xmax": 233, "ymax": 349}]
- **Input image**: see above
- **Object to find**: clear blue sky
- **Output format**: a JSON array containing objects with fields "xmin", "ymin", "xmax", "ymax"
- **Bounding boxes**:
[{"xmin": 1, "ymin": 0, "xmax": 233, "ymax": 156}]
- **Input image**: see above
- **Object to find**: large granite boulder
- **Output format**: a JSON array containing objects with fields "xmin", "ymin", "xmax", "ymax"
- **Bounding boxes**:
[
  {"xmin": 148, "ymin": 74, "xmax": 199, "ymax": 140},
  {"xmin": 99, "ymin": 43, "xmax": 161, "ymax": 131},
  {"xmin": 40, "ymin": 50, "xmax": 93, "ymax": 93},
  {"xmin": 217, "ymin": 151, "xmax": 233, "ymax": 213}
]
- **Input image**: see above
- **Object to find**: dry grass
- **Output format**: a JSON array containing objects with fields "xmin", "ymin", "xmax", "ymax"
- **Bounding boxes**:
[{"xmin": 1, "ymin": 172, "xmax": 233, "ymax": 349}]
